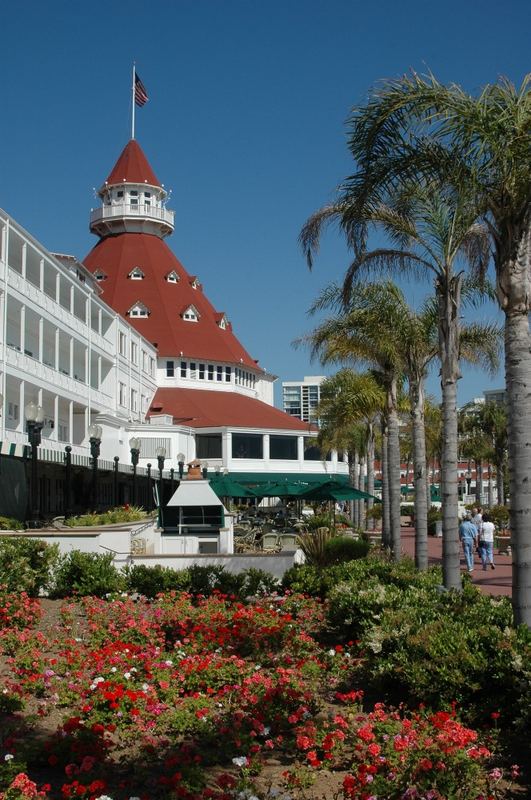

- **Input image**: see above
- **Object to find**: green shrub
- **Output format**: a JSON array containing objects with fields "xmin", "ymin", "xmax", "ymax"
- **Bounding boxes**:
[
  {"xmin": 323, "ymin": 535, "xmax": 370, "ymax": 564},
  {"xmin": 306, "ymin": 512, "xmax": 350, "ymax": 530},
  {"xmin": 0, "ymin": 516, "xmax": 24, "ymax": 531},
  {"xmin": 281, "ymin": 564, "xmax": 326, "ymax": 597},
  {"xmin": 64, "ymin": 505, "xmax": 148, "ymax": 527},
  {"xmin": 186, "ymin": 564, "xmax": 239, "ymax": 596},
  {"xmin": 236, "ymin": 567, "xmax": 280, "ymax": 598},
  {"xmin": 0, "ymin": 536, "xmax": 59, "ymax": 596},
  {"xmin": 297, "ymin": 527, "xmax": 334, "ymax": 566},
  {"xmin": 50, "ymin": 550, "xmax": 126, "ymax": 597},
  {"xmin": 125, "ymin": 564, "xmax": 191, "ymax": 597},
  {"xmin": 365, "ymin": 503, "xmax": 382, "ymax": 521},
  {"xmin": 488, "ymin": 504, "xmax": 510, "ymax": 530}
]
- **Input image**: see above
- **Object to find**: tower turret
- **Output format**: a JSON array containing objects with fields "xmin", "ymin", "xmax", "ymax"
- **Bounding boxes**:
[{"xmin": 89, "ymin": 140, "xmax": 174, "ymax": 238}]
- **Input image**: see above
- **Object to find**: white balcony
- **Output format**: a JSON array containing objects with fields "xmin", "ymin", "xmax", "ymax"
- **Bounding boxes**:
[{"xmin": 90, "ymin": 203, "xmax": 174, "ymax": 238}]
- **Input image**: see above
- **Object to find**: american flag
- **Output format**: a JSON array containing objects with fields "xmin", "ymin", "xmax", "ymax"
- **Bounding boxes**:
[{"xmin": 134, "ymin": 73, "xmax": 148, "ymax": 107}]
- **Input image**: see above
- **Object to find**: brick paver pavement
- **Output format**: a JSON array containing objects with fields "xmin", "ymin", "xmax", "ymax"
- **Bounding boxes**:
[{"xmin": 398, "ymin": 526, "xmax": 512, "ymax": 598}]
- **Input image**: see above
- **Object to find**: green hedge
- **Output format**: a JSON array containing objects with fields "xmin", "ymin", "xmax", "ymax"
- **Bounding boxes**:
[{"xmin": 0, "ymin": 536, "xmax": 59, "ymax": 596}]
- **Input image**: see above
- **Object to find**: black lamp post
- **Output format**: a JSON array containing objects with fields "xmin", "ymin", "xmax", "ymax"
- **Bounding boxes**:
[
  {"xmin": 177, "ymin": 452, "xmax": 185, "ymax": 480},
  {"xmin": 64, "ymin": 446, "xmax": 73, "ymax": 520},
  {"xmin": 129, "ymin": 437, "xmax": 141, "ymax": 506},
  {"xmin": 25, "ymin": 401, "xmax": 44, "ymax": 528},
  {"xmin": 155, "ymin": 447, "xmax": 166, "ymax": 523},
  {"xmin": 113, "ymin": 456, "xmax": 120, "ymax": 507},
  {"xmin": 146, "ymin": 463, "xmax": 152, "ymax": 511},
  {"xmin": 170, "ymin": 467, "xmax": 175, "ymax": 495},
  {"xmin": 88, "ymin": 424, "xmax": 102, "ymax": 511},
  {"xmin": 465, "ymin": 469, "xmax": 472, "ymax": 497}
]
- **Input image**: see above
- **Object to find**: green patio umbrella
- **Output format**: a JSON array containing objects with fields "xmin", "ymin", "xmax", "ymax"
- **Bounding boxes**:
[
  {"xmin": 302, "ymin": 479, "xmax": 379, "ymax": 503},
  {"xmin": 250, "ymin": 479, "xmax": 311, "ymax": 498},
  {"xmin": 209, "ymin": 476, "xmax": 258, "ymax": 499}
]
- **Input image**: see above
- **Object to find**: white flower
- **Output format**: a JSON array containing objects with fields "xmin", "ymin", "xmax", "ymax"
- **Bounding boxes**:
[
  {"xmin": 110, "ymin": 667, "xmax": 117, "ymax": 673},
  {"xmin": 328, "ymin": 649, "xmax": 336, "ymax": 656},
  {"xmin": 165, "ymin": 659, "xmax": 173, "ymax": 666},
  {"xmin": 254, "ymin": 664, "xmax": 261, "ymax": 670},
  {"xmin": 4, "ymin": 754, "xmax": 14, "ymax": 761},
  {"xmin": 123, "ymin": 672, "xmax": 131, "ymax": 680},
  {"xmin": 232, "ymin": 756, "xmax": 248, "ymax": 767}
]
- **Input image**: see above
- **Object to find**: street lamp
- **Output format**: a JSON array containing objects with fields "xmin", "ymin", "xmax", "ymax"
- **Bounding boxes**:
[
  {"xmin": 170, "ymin": 467, "xmax": 175, "ymax": 495},
  {"xmin": 177, "ymin": 452, "xmax": 185, "ymax": 479},
  {"xmin": 202, "ymin": 461, "xmax": 209, "ymax": 479},
  {"xmin": 25, "ymin": 401, "xmax": 45, "ymax": 528},
  {"xmin": 88, "ymin": 424, "xmax": 102, "ymax": 511},
  {"xmin": 113, "ymin": 456, "xmax": 120, "ymax": 507},
  {"xmin": 146, "ymin": 463, "xmax": 152, "ymax": 511},
  {"xmin": 64, "ymin": 446, "xmax": 73, "ymax": 520},
  {"xmin": 465, "ymin": 469, "xmax": 472, "ymax": 497},
  {"xmin": 129, "ymin": 437, "xmax": 141, "ymax": 506},
  {"xmin": 155, "ymin": 447, "xmax": 166, "ymax": 523}
]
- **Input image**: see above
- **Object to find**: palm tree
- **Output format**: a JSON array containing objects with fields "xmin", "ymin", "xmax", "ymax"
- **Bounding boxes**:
[
  {"xmin": 297, "ymin": 283, "xmax": 405, "ymax": 558},
  {"xmin": 317, "ymin": 369, "xmax": 384, "ymax": 529},
  {"xmin": 302, "ymin": 73, "xmax": 530, "ymax": 620},
  {"xmin": 479, "ymin": 402, "xmax": 508, "ymax": 507}
]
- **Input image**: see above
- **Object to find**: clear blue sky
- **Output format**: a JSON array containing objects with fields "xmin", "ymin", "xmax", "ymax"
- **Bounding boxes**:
[{"xmin": 2, "ymin": 0, "xmax": 529, "ymax": 407}]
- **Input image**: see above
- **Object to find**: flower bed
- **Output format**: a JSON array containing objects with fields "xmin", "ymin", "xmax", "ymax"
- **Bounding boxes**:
[{"xmin": 0, "ymin": 585, "xmax": 525, "ymax": 800}]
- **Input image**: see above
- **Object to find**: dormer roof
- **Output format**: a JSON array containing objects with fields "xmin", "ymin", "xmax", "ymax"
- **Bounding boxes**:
[{"xmin": 102, "ymin": 139, "xmax": 161, "ymax": 190}]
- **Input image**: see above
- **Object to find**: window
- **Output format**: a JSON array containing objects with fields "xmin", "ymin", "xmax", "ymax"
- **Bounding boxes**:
[
  {"xmin": 190, "ymin": 362, "xmax": 197, "ymax": 379},
  {"xmin": 166, "ymin": 360, "xmax": 174, "ymax": 377},
  {"xmin": 119, "ymin": 332, "xmax": 127, "ymax": 356},
  {"xmin": 119, "ymin": 382, "xmax": 126, "ymax": 406},
  {"xmin": 166, "ymin": 271, "xmax": 179, "ymax": 283},
  {"xmin": 217, "ymin": 366, "xmax": 223, "ymax": 382},
  {"xmin": 196, "ymin": 434, "xmax": 222, "ymax": 459},
  {"xmin": 130, "ymin": 190, "xmax": 138, "ymax": 206},
  {"xmin": 149, "ymin": 357, "xmax": 155, "ymax": 376},
  {"xmin": 142, "ymin": 351, "xmax": 148, "ymax": 372},
  {"xmin": 232, "ymin": 434, "xmax": 263, "ymax": 460},
  {"xmin": 131, "ymin": 388, "xmax": 138, "ymax": 412},
  {"xmin": 207, "ymin": 364, "xmax": 214, "ymax": 380},
  {"xmin": 190, "ymin": 277, "xmax": 200, "ymax": 289},
  {"xmin": 217, "ymin": 314, "xmax": 228, "ymax": 329},
  {"xmin": 144, "ymin": 191, "xmax": 151, "ymax": 207},
  {"xmin": 7, "ymin": 402, "xmax": 19, "ymax": 421},
  {"xmin": 180, "ymin": 361, "xmax": 187, "ymax": 378},
  {"xmin": 128, "ymin": 303, "xmax": 149, "ymax": 318},
  {"xmin": 94, "ymin": 270, "xmax": 107, "ymax": 282},
  {"xmin": 129, "ymin": 267, "xmax": 144, "ymax": 280},
  {"xmin": 117, "ymin": 190, "xmax": 124, "ymax": 199},
  {"xmin": 130, "ymin": 342, "xmax": 138, "ymax": 364},
  {"xmin": 225, "ymin": 366, "xmax": 231, "ymax": 382},
  {"xmin": 270, "ymin": 435, "xmax": 298, "ymax": 460},
  {"xmin": 199, "ymin": 363, "xmax": 205, "ymax": 380},
  {"xmin": 182, "ymin": 305, "xmax": 199, "ymax": 321}
]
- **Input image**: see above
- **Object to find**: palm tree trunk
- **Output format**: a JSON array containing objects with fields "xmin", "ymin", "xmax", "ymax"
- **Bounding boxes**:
[
  {"xmin": 475, "ymin": 459, "xmax": 483, "ymax": 506},
  {"xmin": 381, "ymin": 420, "xmax": 391, "ymax": 547},
  {"xmin": 487, "ymin": 464, "xmax": 493, "ymax": 508},
  {"xmin": 352, "ymin": 450, "xmax": 360, "ymax": 527},
  {"xmin": 358, "ymin": 455, "xmax": 366, "ymax": 527},
  {"xmin": 504, "ymin": 304, "xmax": 531, "ymax": 627},
  {"xmin": 410, "ymin": 375, "xmax": 429, "ymax": 570},
  {"xmin": 366, "ymin": 424, "xmax": 375, "ymax": 531},
  {"xmin": 387, "ymin": 380, "xmax": 402, "ymax": 560},
  {"xmin": 496, "ymin": 461, "xmax": 505, "ymax": 506},
  {"xmin": 348, "ymin": 452, "xmax": 357, "ymax": 528},
  {"xmin": 438, "ymin": 279, "xmax": 462, "ymax": 591}
]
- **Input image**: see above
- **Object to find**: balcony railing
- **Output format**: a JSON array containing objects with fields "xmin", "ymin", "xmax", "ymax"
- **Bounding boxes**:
[{"xmin": 90, "ymin": 203, "xmax": 175, "ymax": 230}]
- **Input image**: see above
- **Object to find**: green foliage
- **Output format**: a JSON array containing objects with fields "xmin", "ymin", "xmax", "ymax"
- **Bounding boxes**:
[
  {"xmin": 297, "ymin": 526, "xmax": 334, "ymax": 566},
  {"xmin": 124, "ymin": 563, "xmax": 191, "ymax": 597},
  {"xmin": 236, "ymin": 567, "xmax": 280, "ymax": 598},
  {"xmin": 0, "ymin": 516, "xmax": 24, "ymax": 530},
  {"xmin": 365, "ymin": 503, "xmax": 382, "ymax": 520},
  {"xmin": 281, "ymin": 563, "xmax": 327, "ymax": 597},
  {"xmin": 64, "ymin": 505, "xmax": 148, "ymax": 527},
  {"xmin": 323, "ymin": 535, "xmax": 370, "ymax": 564},
  {"xmin": 306, "ymin": 512, "xmax": 350, "ymax": 530},
  {"xmin": 0, "ymin": 536, "xmax": 59, "ymax": 596},
  {"xmin": 50, "ymin": 550, "xmax": 126, "ymax": 597},
  {"xmin": 488, "ymin": 504, "xmax": 510, "ymax": 530}
]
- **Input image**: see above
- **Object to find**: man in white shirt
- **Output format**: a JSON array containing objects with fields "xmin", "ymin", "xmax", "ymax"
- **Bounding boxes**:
[{"xmin": 478, "ymin": 511, "xmax": 495, "ymax": 570}]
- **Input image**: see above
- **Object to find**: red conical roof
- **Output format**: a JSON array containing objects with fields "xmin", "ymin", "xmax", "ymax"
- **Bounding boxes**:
[
  {"xmin": 103, "ymin": 140, "xmax": 161, "ymax": 188},
  {"xmin": 83, "ymin": 232, "xmax": 258, "ymax": 366}
]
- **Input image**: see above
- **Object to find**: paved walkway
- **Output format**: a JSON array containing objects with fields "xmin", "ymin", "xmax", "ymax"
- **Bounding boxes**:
[{"xmin": 398, "ymin": 526, "xmax": 512, "ymax": 597}]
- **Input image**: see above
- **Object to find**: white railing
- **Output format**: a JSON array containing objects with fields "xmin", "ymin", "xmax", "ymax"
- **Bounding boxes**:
[{"xmin": 90, "ymin": 204, "xmax": 174, "ymax": 229}]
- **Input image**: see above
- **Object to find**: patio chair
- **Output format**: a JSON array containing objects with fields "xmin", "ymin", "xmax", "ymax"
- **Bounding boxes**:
[
  {"xmin": 261, "ymin": 532, "xmax": 279, "ymax": 551},
  {"xmin": 279, "ymin": 533, "xmax": 299, "ymax": 551}
]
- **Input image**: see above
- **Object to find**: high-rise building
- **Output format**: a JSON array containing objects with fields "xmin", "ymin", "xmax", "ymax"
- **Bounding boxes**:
[{"xmin": 282, "ymin": 376, "xmax": 326, "ymax": 424}]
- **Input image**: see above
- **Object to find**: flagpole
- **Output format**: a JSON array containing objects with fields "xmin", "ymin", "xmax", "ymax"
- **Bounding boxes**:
[{"xmin": 131, "ymin": 63, "xmax": 136, "ymax": 140}]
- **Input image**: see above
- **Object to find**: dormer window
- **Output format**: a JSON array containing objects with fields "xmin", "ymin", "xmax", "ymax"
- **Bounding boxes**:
[
  {"xmin": 94, "ymin": 270, "xmax": 107, "ymax": 282},
  {"xmin": 166, "ymin": 271, "xmax": 180, "ymax": 283},
  {"xmin": 217, "ymin": 314, "xmax": 228, "ymax": 330},
  {"xmin": 128, "ymin": 302, "xmax": 150, "ymax": 318},
  {"xmin": 190, "ymin": 277, "xmax": 200, "ymax": 289},
  {"xmin": 128, "ymin": 267, "xmax": 145, "ymax": 280},
  {"xmin": 182, "ymin": 304, "xmax": 200, "ymax": 322}
]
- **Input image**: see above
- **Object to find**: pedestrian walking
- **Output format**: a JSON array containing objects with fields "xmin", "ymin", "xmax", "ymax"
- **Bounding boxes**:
[
  {"xmin": 478, "ymin": 512, "xmax": 496, "ymax": 570},
  {"xmin": 459, "ymin": 512, "xmax": 478, "ymax": 573}
]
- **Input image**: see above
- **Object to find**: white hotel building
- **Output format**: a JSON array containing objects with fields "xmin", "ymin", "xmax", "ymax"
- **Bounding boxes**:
[{"xmin": 0, "ymin": 138, "xmax": 347, "ymax": 518}]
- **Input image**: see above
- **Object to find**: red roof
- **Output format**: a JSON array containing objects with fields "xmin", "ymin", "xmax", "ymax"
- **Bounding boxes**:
[
  {"xmin": 148, "ymin": 388, "xmax": 314, "ymax": 431},
  {"xmin": 83, "ymin": 232, "xmax": 257, "ymax": 365},
  {"xmin": 103, "ymin": 140, "xmax": 161, "ymax": 188}
]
